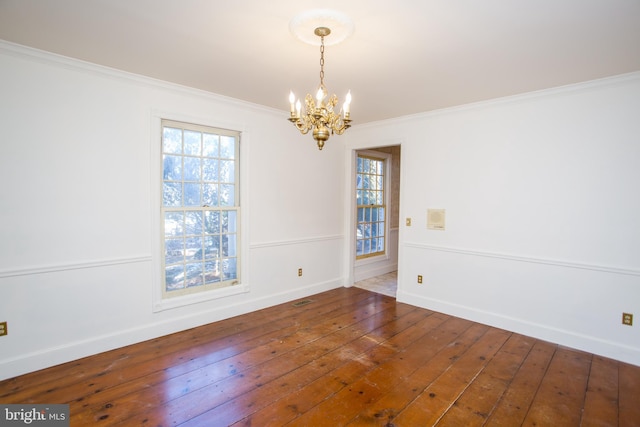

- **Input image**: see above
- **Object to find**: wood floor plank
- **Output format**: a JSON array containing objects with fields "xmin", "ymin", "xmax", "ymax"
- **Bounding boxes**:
[
  {"xmin": 619, "ymin": 361, "xmax": 640, "ymax": 427},
  {"xmin": 580, "ymin": 355, "xmax": 618, "ymax": 427},
  {"xmin": 1, "ymin": 286, "xmax": 370, "ymax": 403},
  {"xmin": 434, "ymin": 333, "xmax": 536, "ymax": 426},
  {"xmin": 389, "ymin": 327, "xmax": 511, "ymax": 426},
  {"xmin": 345, "ymin": 318, "xmax": 487, "ymax": 426},
  {"xmin": 521, "ymin": 346, "xmax": 592, "ymax": 426},
  {"xmin": 80, "ymin": 295, "xmax": 405, "ymax": 425},
  {"xmin": 484, "ymin": 339, "xmax": 557, "ymax": 426},
  {"xmin": 1, "ymin": 287, "xmax": 638, "ymax": 427},
  {"xmin": 184, "ymin": 307, "xmax": 438, "ymax": 426}
]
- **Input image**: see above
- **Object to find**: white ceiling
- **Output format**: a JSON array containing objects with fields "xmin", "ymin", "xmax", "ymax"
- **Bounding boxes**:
[{"xmin": 1, "ymin": 0, "xmax": 639, "ymax": 124}]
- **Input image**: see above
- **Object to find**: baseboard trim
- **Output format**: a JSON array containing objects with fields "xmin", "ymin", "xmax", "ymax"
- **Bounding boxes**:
[
  {"xmin": 396, "ymin": 289, "xmax": 640, "ymax": 367},
  {"xmin": 0, "ymin": 277, "xmax": 342, "ymax": 381}
]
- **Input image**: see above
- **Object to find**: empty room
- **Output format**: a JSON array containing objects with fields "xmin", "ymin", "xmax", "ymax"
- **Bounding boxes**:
[{"xmin": 1, "ymin": 1, "xmax": 639, "ymax": 425}]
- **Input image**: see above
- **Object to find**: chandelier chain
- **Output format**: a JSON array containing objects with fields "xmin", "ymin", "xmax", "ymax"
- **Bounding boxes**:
[{"xmin": 319, "ymin": 35, "xmax": 325, "ymax": 87}]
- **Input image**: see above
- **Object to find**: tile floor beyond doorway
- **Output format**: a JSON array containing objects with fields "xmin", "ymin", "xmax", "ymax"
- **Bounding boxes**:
[{"xmin": 354, "ymin": 270, "xmax": 397, "ymax": 297}]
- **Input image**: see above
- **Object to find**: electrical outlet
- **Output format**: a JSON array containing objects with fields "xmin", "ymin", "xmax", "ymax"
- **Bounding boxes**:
[
  {"xmin": 417, "ymin": 275, "xmax": 423, "ymax": 284},
  {"xmin": 0, "ymin": 321, "xmax": 7, "ymax": 337},
  {"xmin": 298, "ymin": 268, "xmax": 303, "ymax": 277},
  {"xmin": 622, "ymin": 313, "xmax": 633, "ymax": 326}
]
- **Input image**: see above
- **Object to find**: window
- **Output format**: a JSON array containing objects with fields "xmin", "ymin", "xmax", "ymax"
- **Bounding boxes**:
[
  {"xmin": 356, "ymin": 153, "xmax": 386, "ymax": 259},
  {"xmin": 161, "ymin": 120, "xmax": 240, "ymax": 298}
]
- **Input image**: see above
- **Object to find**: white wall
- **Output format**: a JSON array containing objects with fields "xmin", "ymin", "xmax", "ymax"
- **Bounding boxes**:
[
  {"xmin": 345, "ymin": 73, "xmax": 640, "ymax": 366},
  {"xmin": 0, "ymin": 42, "xmax": 345, "ymax": 380}
]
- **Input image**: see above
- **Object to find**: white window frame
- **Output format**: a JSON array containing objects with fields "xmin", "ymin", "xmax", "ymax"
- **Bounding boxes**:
[
  {"xmin": 150, "ymin": 112, "xmax": 249, "ymax": 312},
  {"xmin": 355, "ymin": 150, "xmax": 391, "ymax": 262}
]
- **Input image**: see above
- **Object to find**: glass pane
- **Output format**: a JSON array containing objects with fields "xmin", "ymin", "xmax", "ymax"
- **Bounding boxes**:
[
  {"xmin": 203, "ymin": 133, "xmax": 219, "ymax": 157},
  {"xmin": 364, "ymin": 208, "xmax": 371, "ymax": 222},
  {"xmin": 163, "ymin": 183, "xmax": 182, "ymax": 207},
  {"xmin": 204, "ymin": 261, "xmax": 221, "ymax": 284},
  {"xmin": 163, "ymin": 155, "xmax": 182, "ymax": 180},
  {"xmin": 185, "ymin": 237, "xmax": 203, "ymax": 259},
  {"xmin": 363, "ymin": 239, "xmax": 371, "ymax": 254},
  {"xmin": 220, "ymin": 160, "xmax": 235, "ymax": 183},
  {"xmin": 222, "ymin": 211, "xmax": 237, "ymax": 233},
  {"xmin": 164, "ymin": 238, "xmax": 184, "ymax": 265},
  {"xmin": 357, "ymin": 157, "xmax": 364, "ymax": 173},
  {"xmin": 184, "ymin": 183, "xmax": 201, "ymax": 206},
  {"xmin": 185, "ymin": 211, "xmax": 202, "ymax": 235},
  {"xmin": 202, "ymin": 158, "xmax": 218, "ymax": 181},
  {"xmin": 357, "ymin": 208, "xmax": 364, "ymax": 222},
  {"xmin": 220, "ymin": 136, "xmax": 235, "ymax": 159},
  {"xmin": 164, "ymin": 211, "xmax": 184, "ymax": 236},
  {"xmin": 184, "ymin": 262, "xmax": 204, "ymax": 287},
  {"xmin": 184, "ymin": 130, "xmax": 201, "ymax": 155},
  {"xmin": 202, "ymin": 183, "xmax": 218, "ymax": 207},
  {"xmin": 165, "ymin": 264, "xmax": 184, "ymax": 290},
  {"xmin": 163, "ymin": 127, "xmax": 182, "ymax": 154},
  {"xmin": 222, "ymin": 234, "xmax": 236, "ymax": 257},
  {"xmin": 220, "ymin": 184, "xmax": 235, "ymax": 206},
  {"xmin": 378, "ymin": 208, "xmax": 385, "ymax": 221},
  {"xmin": 203, "ymin": 236, "xmax": 220, "ymax": 259},
  {"xmin": 204, "ymin": 211, "xmax": 220, "ymax": 234},
  {"xmin": 221, "ymin": 258, "xmax": 237, "ymax": 280},
  {"xmin": 184, "ymin": 157, "xmax": 201, "ymax": 181}
]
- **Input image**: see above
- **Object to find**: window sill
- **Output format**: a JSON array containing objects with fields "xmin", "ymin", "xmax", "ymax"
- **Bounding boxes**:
[{"xmin": 153, "ymin": 283, "xmax": 249, "ymax": 312}]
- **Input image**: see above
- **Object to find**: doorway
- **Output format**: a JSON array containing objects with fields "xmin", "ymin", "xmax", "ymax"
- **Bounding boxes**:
[{"xmin": 351, "ymin": 145, "xmax": 401, "ymax": 297}]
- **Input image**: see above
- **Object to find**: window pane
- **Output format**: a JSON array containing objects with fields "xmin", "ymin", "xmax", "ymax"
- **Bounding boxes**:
[
  {"xmin": 164, "ymin": 238, "xmax": 184, "ymax": 265},
  {"xmin": 184, "ymin": 262, "xmax": 204, "ymax": 287},
  {"xmin": 166, "ymin": 264, "xmax": 185, "ymax": 290},
  {"xmin": 163, "ymin": 183, "xmax": 182, "ymax": 207},
  {"xmin": 203, "ymin": 236, "xmax": 220, "ymax": 259},
  {"xmin": 164, "ymin": 211, "xmax": 184, "ymax": 237},
  {"xmin": 222, "ymin": 258, "xmax": 237, "ymax": 280},
  {"xmin": 184, "ymin": 157, "xmax": 201, "ymax": 181},
  {"xmin": 220, "ymin": 136, "xmax": 235, "ymax": 159},
  {"xmin": 202, "ymin": 158, "xmax": 218, "ymax": 181},
  {"xmin": 204, "ymin": 211, "xmax": 220, "ymax": 234},
  {"xmin": 222, "ymin": 234, "xmax": 236, "ymax": 257},
  {"xmin": 184, "ymin": 183, "xmax": 201, "ymax": 206},
  {"xmin": 163, "ymin": 155, "xmax": 182, "ymax": 180},
  {"xmin": 163, "ymin": 127, "xmax": 182, "ymax": 154},
  {"xmin": 185, "ymin": 211, "xmax": 202, "ymax": 236},
  {"xmin": 203, "ymin": 133, "xmax": 219, "ymax": 157},
  {"xmin": 184, "ymin": 131, "xmax": 201, "ymax": 155},
  {"xmin": 220, "ymin": 184, "xmax": 235, "ymax": 206},
  {"xmin": 222, "ymin": 211, "xmax": 237, "ymax": 233},
  {"xmin": 220, "ymin": 160, "xmax": 235, "ymax": 183}
]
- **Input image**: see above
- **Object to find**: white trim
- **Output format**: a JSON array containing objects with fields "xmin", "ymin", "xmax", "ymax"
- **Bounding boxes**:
[
  {"xmin": 0, "ymin": 40, "xmax": 284, "ymax": 120},
  {"xmin": 150, "ymin": 110, "xmax": 250, "ymax": 312},
  {"xmin": 405, "ymin": 242, "xmax": 640, "ymax": 277},
  {"xmin": 0, "ymin": 255, "xmax": 151, "ymax": 279},
  {"xmin": 0, "ymin": 276, "xmax": 342, "ymax": 381},
  {"xmin": 355, "ymin": 71, "xmax": 640, "ymax": 129},
  {"xmin": 249, "ymin": 234, "xmax": 343, "ymax": 249},
  {"xmin": 396, "ymin": 290, "xmax": 640, "ymax": 366}
]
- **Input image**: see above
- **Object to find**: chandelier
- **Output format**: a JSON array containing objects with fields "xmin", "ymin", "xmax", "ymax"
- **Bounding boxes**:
[{"xmin": 288, "ymin": 26, "xmax": 352, "ymax": 150}]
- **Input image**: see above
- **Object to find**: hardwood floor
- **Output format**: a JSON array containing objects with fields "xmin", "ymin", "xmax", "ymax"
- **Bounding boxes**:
[{"xmin": 1, "ymin": 286, "xmax": 639, "ymax": 426}]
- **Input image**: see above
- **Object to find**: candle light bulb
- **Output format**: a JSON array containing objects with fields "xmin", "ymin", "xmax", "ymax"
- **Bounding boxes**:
[
  {"xmin": 295, "ymin": 100, "xmax": 301, "ymax": 117},
  {"xmin": 316, "ymin": 87, "xmax": 324, "ymax": 107},
  {"xmin": 289, "ymin": 91, "xmax": 296, "ymax": 114},
  {"xmin": 344, "ymin": 90, "xmax": 352, "ymax": 116}
]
